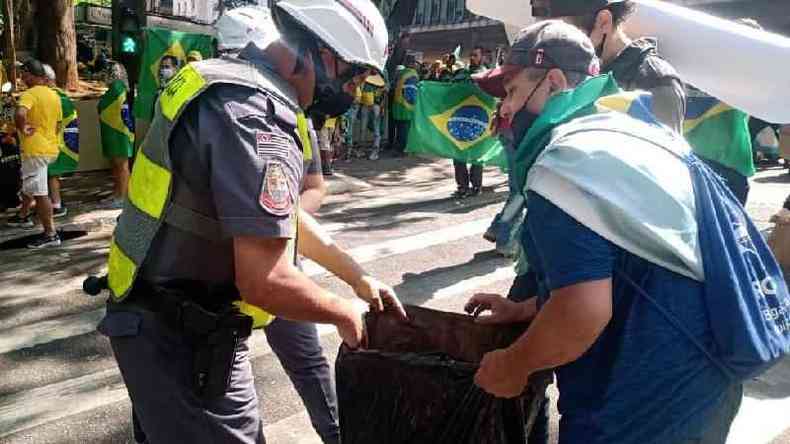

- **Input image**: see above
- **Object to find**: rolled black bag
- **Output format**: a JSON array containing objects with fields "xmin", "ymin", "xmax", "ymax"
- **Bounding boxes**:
[{"xmin": 336, "ymin": 305, "xmax": 551, "ymax": 444}]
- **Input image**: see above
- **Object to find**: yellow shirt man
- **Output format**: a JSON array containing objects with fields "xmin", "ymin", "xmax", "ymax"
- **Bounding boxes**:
[{"xmin": 18, "ymin": 85, "xmax": 62, "ymax": 158}]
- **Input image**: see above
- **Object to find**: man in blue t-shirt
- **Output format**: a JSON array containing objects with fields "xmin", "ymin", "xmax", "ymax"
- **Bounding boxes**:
[{"xmin": 467, "ymin": 20, "xmax": 743, "ymax": 444}]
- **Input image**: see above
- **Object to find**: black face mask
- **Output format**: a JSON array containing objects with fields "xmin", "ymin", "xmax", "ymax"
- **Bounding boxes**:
[
  {"xmin": 511, "ymin": 73, "xmax": 547, "ymax": 146},
  {"xmin": 307, "ymin": 48, "xmax": 357, "ymax": 118},
  {"xmin": 511, "ymin": 107, "xmax": 541, "ymax": 148}
]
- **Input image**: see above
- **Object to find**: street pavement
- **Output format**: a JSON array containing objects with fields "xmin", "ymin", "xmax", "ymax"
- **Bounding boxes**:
[{"xmin": 1, "ymin": 156, "xmax": 790, "ymax": 443}]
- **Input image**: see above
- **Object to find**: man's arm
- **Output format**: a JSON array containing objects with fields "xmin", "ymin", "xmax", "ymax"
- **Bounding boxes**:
[
  {"xmin": 297, "ymin": 208, "xmax": 407, "ymax": 318},
  {"xmin": 507, "ymin": 279, "xmax": 612, "ymax": 372},
  {"xmin": 234, "ymin": 235, "xmax": 363, "ymax": 346},
  {"xmin": 651, "ymin": 79, "xmax": 686, "ymax": 134},
  {"xmin": 15, "ymin": 104, "xmax": 33, "ymax": 136},
  {"xmin": 301, "ymin": 172, "xmax": 327, "ymax": 214}
]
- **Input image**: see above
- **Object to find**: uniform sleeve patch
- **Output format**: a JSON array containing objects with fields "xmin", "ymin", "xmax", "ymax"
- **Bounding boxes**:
[
  {"xmin": 256, "ymin": 130, "xmax": 293, "ymax": 157},
  {"xmin": 259, "ymin": 160, "xmax": 294, "ymax": 216}
]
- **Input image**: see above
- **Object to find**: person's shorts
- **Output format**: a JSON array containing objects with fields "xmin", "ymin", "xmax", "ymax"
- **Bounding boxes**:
[{"xmin": 21, "ymin": 156, "xmax": 55, "ymax": 197}]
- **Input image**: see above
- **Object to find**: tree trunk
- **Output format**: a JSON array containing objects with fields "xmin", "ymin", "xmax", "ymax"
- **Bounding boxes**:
[{"xmin": 35, "ymin": 0, "xmax": 78, "ymax": 90}]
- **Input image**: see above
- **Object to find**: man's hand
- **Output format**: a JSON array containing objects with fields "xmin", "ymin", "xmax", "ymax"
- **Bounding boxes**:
[
  {"xmin": 336, "ymin": 308, "xmax": 366, "ymax": 349},
  {"xmin": 352, "ymin": 275, "xmax": 408, "ymax": 321},
  {"xmin": 22, "ymin": 125, "xmax": 34, "ymax": 136},
  {"xmin": 464, "ymin": 293, "xmax": 537, "ymax": 324},
  {"xmin": 474, "ymin": 348, "xmax": 529, "ymax": 398}
]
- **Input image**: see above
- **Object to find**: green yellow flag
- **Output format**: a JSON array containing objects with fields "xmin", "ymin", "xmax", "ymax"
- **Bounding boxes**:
[
  {"xmin": 406, "ymin": 81, "xmax": 506, "ymax": 168},
  {"xmin": 134, "ymin": 28, "xmax": 214, "ymax": 121},
  {"xmin": 99, "ymin": 80, "xmax": 135, "ymax": 159},
  {"xmin": 392, "ymin": 67, "xmax": 419, "ymax": 121},
  {"xmin": 48, "ymin": 89, "xmax": 80, "ymax": 177},
  {"xmin": 683, "ymin": 92, "xmax": 754, "ymax": 178}
]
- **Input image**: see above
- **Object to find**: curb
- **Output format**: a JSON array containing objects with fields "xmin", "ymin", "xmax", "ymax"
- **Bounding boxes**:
[{"xmin": 326, "ymin": 172, "xmax": 375, "ymax": 195}]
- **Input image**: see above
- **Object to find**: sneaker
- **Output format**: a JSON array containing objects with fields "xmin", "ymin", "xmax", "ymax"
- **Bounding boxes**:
[
  {"xmin": 6, "ymin": 214, "xmax": 34, "ymax": 228},
  {"xmin": 52, "ymin": 206, "xmax": 68, "ymax": 218},
  {"xmin": 369, "ymin": 149, "xmax": 380, "ymax": 161},
  {"xmin": 27, "ymin": 233, "xmax": 61, "ymax": 249}
]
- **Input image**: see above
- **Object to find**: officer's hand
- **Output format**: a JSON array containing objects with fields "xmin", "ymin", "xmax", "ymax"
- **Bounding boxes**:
[
  {"xmin": 464, "ymin": 293, "xmax": 536, "ymax": 324},
  {"xmin": 352, "ymin": 275, "xmax": 408, "ymax": 321},
  {"xmin": 337, "ymin": 309, "xmax": 366, "ymax": 350},
  {"xmin": 474, "ymin": 348, "xmax": 528, "ymax": 398}
]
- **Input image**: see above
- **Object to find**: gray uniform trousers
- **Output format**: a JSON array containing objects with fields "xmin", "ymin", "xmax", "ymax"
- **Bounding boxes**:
[
  {"xmin": 100, "ymin": 306, "xmax": 265, "ymax": 444},
  {"xmin": 264, "ymin": 317, "xmax": 340, "ymax": 444}
]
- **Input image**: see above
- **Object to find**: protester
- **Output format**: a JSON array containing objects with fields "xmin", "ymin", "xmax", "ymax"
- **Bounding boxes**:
[
  {"xmin": 468, "ymin": 20, "xmax": 788, "ymax": 444},
  {"xmin": 343, "ymin": 85, "xmax": 362, "ymax": 158},
  {"xmin": 7, "ymin": 59, "xmax": 63, "ymax": 248},
  {"xmin": 359, "ymin": 75, "xmax": 386, "ymax": 160},
  {"xmin": 186, "ymin": 50, "xmax": 203, "ymax": 63},
  {"xmin": 391, "ymin": 55, "xmax": 419, "ymax": 156},
  {"xmin": 98, "ymin": 62, "xmax": 134, "ymax": 208},
  {"xmin": 451, "ymin": 47, "xmax": 489, "ymax": 199},
  {"xmin": 43, "ymin": 64, "xmax": 79, "ymax": 219},
  {"xmin": 534, "ymin": 0, "xmax": 686, "ymax": 132},
  {"xmin": 319, "ymin": 116, "xmax": 339, "ymax": 176}
]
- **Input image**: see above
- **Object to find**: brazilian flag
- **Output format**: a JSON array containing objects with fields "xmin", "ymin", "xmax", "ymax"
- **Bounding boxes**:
[
  {"xmin": 48, "ymin": 89, "xmax": 79, "ymax": 177},
  {"xmin": 406, "ymin": 81, "xmax": 506, "ymax": 168},
  {"xmin": 134, "ymin": 27, "xmax": 215, "ymax": 121},
  {"xmin": 99, "ymin": 80, "xmax": 135, "ymax": 159},
  {"xmin": 684, "ymin": 92, "xmax": 754, "ymax": 178},
  {"xmin": 392, "ymin": 67, "xmax": 419, "ymax": 121}
]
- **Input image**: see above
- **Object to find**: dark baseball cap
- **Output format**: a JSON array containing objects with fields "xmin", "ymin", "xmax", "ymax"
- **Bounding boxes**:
[
  {"xmin": 531, "ymin": 0, "xmax": 626, "ymax": 18},
  {"xmin": 19, "ymin": 59, "xmax": 47, "ymax": 78},
  {"xmin": 473, "ymin": 20, "xmax": 600, "ymax": 98}
]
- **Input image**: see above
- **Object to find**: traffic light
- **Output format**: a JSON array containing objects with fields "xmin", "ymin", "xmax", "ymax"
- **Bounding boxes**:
[{"xmin": 119, "ymin": 6, "xmax": 141, "ymax": 56}]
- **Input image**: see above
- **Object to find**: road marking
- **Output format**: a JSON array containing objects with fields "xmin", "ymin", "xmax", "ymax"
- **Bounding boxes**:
[
  {"xmin": 728, "ymin": 396, "xmax": 790, "ymax": 444},
  {"xmin": 0, "ymin": 264, "xmax": 514, "ymax": 438},
  {"xmin": 0, "ymin": 217, "xmax": 494, "ymax": 354}
]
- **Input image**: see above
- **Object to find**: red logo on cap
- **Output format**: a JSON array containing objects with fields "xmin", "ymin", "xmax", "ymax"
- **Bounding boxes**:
[
  {"xmin": 534, "ymin": 49, "xmax": 545, "ymax": 66},
  {"xmin": 588, "ymin": 58, "xmax": 601, "ymax": 76}
]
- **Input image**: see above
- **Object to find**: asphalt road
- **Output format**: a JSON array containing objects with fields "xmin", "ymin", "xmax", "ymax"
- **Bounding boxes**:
[{"xmin": 1, "ymin": 160, "xmax": 790, "ymax": 444}]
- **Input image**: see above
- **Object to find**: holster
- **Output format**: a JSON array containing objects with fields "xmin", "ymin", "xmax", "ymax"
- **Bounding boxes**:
[{"xmin": 127, "ymin": 280, "xmax": 254, "ymax": 401}]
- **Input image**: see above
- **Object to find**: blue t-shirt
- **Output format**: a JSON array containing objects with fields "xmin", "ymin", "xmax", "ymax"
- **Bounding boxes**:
[{"xmin": 523, "ymin": 191, "xmax": 732, "ymax": 444}]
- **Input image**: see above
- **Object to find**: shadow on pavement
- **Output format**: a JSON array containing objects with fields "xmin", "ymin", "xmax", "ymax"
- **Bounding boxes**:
[
  {"xmin": 0, "ymin": 230, "xmax": 88, "ymax": 250},
  {"xmin": 395, "ymin": 250, "xmax": 508, "ymax": 307}
]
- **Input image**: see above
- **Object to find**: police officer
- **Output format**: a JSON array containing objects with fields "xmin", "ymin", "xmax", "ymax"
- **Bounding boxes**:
[
  {"xmin": 531, "ymin": 0, "xmax": 686, "ymax": 132},
  {"xmin": 99, "ymin": 1, "xmax": 399, "ymax": 443}
]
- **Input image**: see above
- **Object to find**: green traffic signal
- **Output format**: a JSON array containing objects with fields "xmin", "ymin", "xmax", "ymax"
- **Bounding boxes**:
[{"xmin": 121, "ymin": 35, "xmax": 137, "ymax": 54}]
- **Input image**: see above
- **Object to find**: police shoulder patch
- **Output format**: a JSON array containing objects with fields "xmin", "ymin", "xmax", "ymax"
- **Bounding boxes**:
[{"xmin": 259, "ymin": 160, "xmax": 293, "ymax": 216}]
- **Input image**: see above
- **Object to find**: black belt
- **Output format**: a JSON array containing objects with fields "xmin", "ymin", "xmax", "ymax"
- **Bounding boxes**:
[{"xmin": 121, "ymin": 279, "xmax": 254, "ymax": 401}]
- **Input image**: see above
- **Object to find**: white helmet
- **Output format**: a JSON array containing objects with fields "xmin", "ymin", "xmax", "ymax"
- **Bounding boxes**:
[
  {"xmin": 215, "ymin": 6, "xmax": 276, "ymax": 53},
  {"xmin": 271, "ymin": 0, "xmax": 389, "ymax": 74}
]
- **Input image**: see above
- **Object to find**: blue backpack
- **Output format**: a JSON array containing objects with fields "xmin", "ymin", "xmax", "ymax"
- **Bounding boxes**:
[{"xmin": 623, "ymin": 154, "xmax": 790, "ymax": 381}]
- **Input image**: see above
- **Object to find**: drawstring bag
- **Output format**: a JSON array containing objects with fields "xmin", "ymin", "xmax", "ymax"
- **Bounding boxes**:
[{"xmin": 624, "ymin": 154, "xmax": 790, "ymax": 381}]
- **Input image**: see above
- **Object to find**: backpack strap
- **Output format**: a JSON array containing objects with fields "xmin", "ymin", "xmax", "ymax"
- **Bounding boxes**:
[{"xmin": 615, "ymin": 268, "xmax": 735, "ymax": 382}]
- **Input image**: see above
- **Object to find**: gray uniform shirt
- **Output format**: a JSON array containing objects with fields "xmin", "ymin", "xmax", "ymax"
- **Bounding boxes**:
[{"xmin": 140, "ymin": 82, "xmax": 309, "ymax": 285}]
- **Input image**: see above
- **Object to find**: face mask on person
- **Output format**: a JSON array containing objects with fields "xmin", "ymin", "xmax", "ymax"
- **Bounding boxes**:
[
  {"xmin": 159, "ymin": 68, "xmax": 175, "ymax": 83},
  {"xmin": 510, "ymin": 73, "xmax": 548, "ymax": 145}
]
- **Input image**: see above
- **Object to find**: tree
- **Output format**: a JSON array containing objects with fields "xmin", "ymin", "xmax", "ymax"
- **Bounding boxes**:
[{"xmin": 34, "ymin": 0, "xmax": 78, "ymax": 90}]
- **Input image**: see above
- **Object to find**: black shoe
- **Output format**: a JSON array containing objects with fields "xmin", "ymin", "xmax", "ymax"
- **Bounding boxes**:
[
  {"xmin": 27, "ymin": 233, "xmax": 61, "ymax": 249},
  {"xmin": 483, "ymin": 226, "xmax": 497, "ymax": 243},
  {"xmin": 452, "ymin": 189, "xmax": 469, "ymax": 199},
  {"xmin": 468, "ymin": 187, "xmax": 482, "ymax": 197},
  {"xmin": 53, "ymin": 206, "xmax": 68, "ymax": 218},
  {"xmin": 322, "ymin": 167, "xmax": 334, "ymax": 176},
  {"xmin": 6, "ymin": 214, "xmax": 34, "ymax": 228}
]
